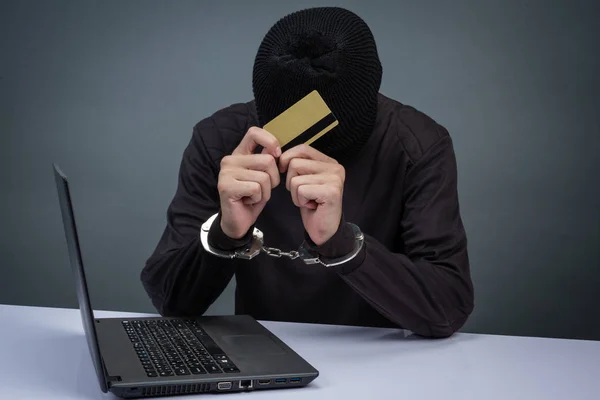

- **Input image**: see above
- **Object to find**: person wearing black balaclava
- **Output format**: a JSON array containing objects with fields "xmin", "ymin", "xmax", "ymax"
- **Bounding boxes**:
[{"xmin": 141, "ymin": 7, "xmax": 474, "ymax": 338}]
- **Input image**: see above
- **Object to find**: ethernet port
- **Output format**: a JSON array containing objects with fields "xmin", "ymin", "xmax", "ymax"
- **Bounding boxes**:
[{"xmin": 239, "ymin": 380, "xmax": 253, "ymax": 390}]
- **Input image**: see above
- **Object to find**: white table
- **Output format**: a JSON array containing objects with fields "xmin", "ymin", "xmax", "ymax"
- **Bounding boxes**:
[{"xmin": 0, "ymin": 304, "xmax": 598, "ymax": 400}]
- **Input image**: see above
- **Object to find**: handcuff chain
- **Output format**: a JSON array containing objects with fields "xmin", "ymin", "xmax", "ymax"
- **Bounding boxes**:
[
  {"xmin": 200, "ymin": 213, "xmax": 364, "ymax": 267},
  {"xmin": 261, "ymin": 246, "xmax": 300, "ymax": 260}
]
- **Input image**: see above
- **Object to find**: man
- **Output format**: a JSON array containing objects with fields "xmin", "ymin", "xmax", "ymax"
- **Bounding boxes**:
[{"xmin": 141, "ymin": 7, "xmax": 474, "ymax": 338}]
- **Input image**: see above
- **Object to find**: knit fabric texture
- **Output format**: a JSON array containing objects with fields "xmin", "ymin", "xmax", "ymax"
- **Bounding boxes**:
[{"xmin": 252, "ymin": 7, "xmax": 383, "ymax": 160}]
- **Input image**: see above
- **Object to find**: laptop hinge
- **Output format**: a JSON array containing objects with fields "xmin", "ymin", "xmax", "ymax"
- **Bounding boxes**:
[
  {"xmin": 104, "ymin": 362, "xmax": 122, "ymax": 387},
  {"xmin": 95, "ymin": 319, "xmax": 122, "ymax": 387},
  {"xmin": 106, "ymin": 374, "xmax": 123, "ymax": 384}
]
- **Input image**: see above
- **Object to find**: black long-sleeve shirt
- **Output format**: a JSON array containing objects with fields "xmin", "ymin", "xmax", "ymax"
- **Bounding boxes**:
[{"xmin": 141, "ymin": 94, "xmax": 474, "ymax": 338}]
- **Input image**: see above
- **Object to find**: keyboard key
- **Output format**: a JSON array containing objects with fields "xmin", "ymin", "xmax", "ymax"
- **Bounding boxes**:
[
  {"xmin": 205, "ymin": 364, "xmax": 222, "ymax": 374},
  {"xmin": 159, "ymin": 370, "xmax": 174, "ymax": 377},
  {"xmin": 175, "ymin": 368, "xmax": 190, "ymax": 376},
  {"xmin": 222, "ymin": 367, "xmax": 240, "ymax": 373},
  {"xmin": 190, "ymin": 366, "xmax": 206, "ymax": 374},
  {"xmin": 195, "ymin": 340, "xmax": 224, "ymax": 356}
]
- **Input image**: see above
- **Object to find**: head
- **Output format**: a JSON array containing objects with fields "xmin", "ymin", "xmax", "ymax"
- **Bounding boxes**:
[{"xmin": 252, "ymin": 7, "xmax": 382, "ymax": 160}]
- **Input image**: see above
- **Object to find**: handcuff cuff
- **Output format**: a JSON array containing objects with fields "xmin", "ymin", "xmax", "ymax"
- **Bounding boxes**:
[{"xmin": 199, "ymin": 213, "xmax": 364, "ymax": 267}]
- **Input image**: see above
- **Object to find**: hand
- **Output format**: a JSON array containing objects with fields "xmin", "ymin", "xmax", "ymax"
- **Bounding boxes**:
[
  {"xmin": 217, "ymin": 127, "xmax": 281, "ymax": 239},
  {"xmin": 279, "ymin": 144, "xmax": 345, "ymax": 246}
]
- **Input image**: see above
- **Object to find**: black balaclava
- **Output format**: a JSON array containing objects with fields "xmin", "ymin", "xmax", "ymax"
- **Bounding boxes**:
[{"xmin": 252, "ymin": 7, "xmax": 383, "ymax": 161}]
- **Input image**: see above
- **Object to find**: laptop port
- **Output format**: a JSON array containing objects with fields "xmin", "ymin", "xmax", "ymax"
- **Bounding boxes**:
[
  {"xmin": 257, "ymin": 379, "xmax": 271, "ymax": 385},
  {"xmin": 217, "ymin": 382, "xmax": 232, "ymax": 391},
  {"xmin": 289, "ymin": 378, "xmax": 302, "ymax": 384},
  {"xmin": 274, "ymin": 378, "xmax": 287, "ymax": 384},
  {"xmin": 239, "ymin": 380, "xmax": 253, "ymax": 389}
]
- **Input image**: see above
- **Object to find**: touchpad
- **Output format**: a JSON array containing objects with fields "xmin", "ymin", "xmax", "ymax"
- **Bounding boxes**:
[{"xmin": 221, "ymin": 334, "xmax": 286, "ymax": 355}]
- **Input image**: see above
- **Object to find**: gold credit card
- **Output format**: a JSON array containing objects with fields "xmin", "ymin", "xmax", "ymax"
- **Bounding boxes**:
[{"xmin": 263, "ymin": 90, "xmax": 338, "ymax": 151}]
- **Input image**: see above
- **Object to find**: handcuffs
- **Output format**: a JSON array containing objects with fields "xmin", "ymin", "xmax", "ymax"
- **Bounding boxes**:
[{"xmin": 200, "ymin": 213, "xmax": 364, "ymax": 267}]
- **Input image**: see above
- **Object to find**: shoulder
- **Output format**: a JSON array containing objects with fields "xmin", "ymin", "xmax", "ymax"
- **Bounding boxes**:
[
  {"xmin": 377, "ymin": 94, "xmax": 451, "ymax": 164},
  {"xmin": 186, "ymin": 101, "xmax": 258, "ymax": 165}
]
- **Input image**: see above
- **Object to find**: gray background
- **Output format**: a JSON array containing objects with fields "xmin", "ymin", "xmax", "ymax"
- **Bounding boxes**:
[{"xmin": 1, "ymin": 0, "xmax": 599, "ymax": 340}]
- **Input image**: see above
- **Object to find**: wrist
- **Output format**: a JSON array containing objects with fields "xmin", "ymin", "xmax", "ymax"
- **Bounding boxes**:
[
  {"xmin": 201, "ymin": 213, "xmax": 263, "ymax": 260},
  {"xmin": 299, "ymin": 221, "xmax": 364, "ymax": 267},
  {"xmin": 220, "ymin": 219, "xmax": 248, "ymax": 240},
  {"xmin": 307, "ymin": 212, "xmax": 343, "ymax": 246},
  {"xmin": 305, "ymin": 214, "xmax": 355, "ymax": 259},
  {"xmin": 208, "ymin": 212, "xmax": 254, "ymax": 251}
]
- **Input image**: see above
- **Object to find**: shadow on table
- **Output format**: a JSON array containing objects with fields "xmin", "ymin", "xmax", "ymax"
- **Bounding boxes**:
[
  {"xmin": 280, "ymin": 322, "xmax": 481, "ymax": 354},
  {"xmin": 286, "ymin": 322, "xmax": 476, "ymax": 339}
]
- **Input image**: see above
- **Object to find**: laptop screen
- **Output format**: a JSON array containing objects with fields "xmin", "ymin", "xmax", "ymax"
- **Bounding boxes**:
[{"xmin": 53, "ymin": 164, "xmax": 108, "ymax": 393}]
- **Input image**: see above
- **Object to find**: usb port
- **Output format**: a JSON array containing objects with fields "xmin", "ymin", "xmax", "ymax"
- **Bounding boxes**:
[
  {"xmin": 274, "ymin": 378, "xmax": 287, "ymax": 384},
  {"xmin": 289, "ymin": 378, "xmax": 301, "ymax": 384}
]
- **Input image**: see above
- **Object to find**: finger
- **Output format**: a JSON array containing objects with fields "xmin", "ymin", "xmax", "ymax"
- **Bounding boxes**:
[
  {"xmin": 221, "ymin": 154, "xmax": 280, "ymax": 188},
  {"xmin": 233, "ymin": 127, "xmax": 281, "ymax": 157},
  {"xmin": 289, "ymin": 174, "xmax": 341, "ymax": 206},
  {"xmin": 297, "ymin": 184, "xmax": 341, "ymax": 209},
  {"xmin": 286, "ymin": 158, "xmax": 343, "ymax": 191},
  {"xmin": 279, "ymin": 144, "xmax": 336, "ymax": 173},
  {"xmin": 219, "ymin": 176, "xmax": 262, "ymax": 204},
  {"xmin": 228, "ymin": 169, "xmax": 272, "ymax": 204}
]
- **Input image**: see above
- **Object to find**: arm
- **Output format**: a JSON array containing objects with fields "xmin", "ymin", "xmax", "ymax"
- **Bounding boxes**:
[
  {"xmin": 313, "ymin": 135, "xmax": 474, "ymax": 337},
  {"xmin": 140, "ymin": 124, "xmax": 237, "ymax": 317}
]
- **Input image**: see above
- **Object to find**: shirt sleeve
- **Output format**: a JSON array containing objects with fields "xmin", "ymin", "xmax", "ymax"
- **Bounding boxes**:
[
  {"xmin": 333, "ymin": 135, "xmax": 474, "ymax": 338},
  {"xmin": 140, "ymin": 123, "xmax": 238, "ymax": 317}
]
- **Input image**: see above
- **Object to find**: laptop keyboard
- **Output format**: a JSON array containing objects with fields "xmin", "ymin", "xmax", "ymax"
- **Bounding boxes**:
[{"xmin": 122, "ymin": 319, "xmax": 240, "ymax": 378}]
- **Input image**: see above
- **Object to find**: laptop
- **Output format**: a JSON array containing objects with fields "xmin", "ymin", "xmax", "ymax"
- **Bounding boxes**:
[{"xmin": 52, "ymin": 164, "xmax": 319, "ymax": 398}]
